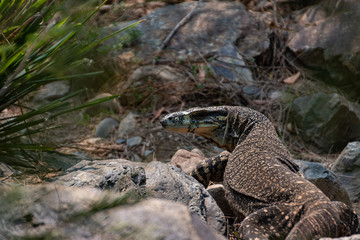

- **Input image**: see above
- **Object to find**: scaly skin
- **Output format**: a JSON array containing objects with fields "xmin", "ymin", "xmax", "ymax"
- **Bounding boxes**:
[{"xmin": 160, "ymin": 106, "xmax": 359, "ymax": 240}]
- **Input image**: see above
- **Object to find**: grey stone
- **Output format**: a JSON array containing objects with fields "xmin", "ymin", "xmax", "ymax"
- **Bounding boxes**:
[
  {"xmin": 145, "ymin": 161, "xmax": 226, "ymax": 233},
  {"xmin": 211, "ymin": 44, "xmax": 254, "ymax": 83},
  {"xmin": 288, "ymin": 0, "xmax": 360, "ymax": 98},
  {"xmin": 106, "ymin": 1, "xmax": 269, "ymax": 59},
  {"xmin": 83, "ymin": 93, "xmax": 122, "ymax": 116},
  {"xmin": 132, "ymin": 153, "xmax": 143, "ymax": 162},
  {"xmin": 320, "ymin": 234, "xmax": 360, "ymax": 240},
  {"xmin": 144, "ymin": 150, "xmax": 153, "ymax": 157},
  {"xmin": 56, "ymin": 159, "xmax": 147, "ymax": 194},
  {"xmin": 55, "ymin": 159, "xmax": 226, "ymax": 234},
  {"xmin": 290, "ymin": 93, "xmax": 360, "ymax": 153},
  {"xmin": 332, "ymin": 142, "xmax": 360, "ymax": 203},
  {"xmin": 268, "ymin": 90, "xmax": 283, "ymax": 100},
  {"xmin": 94, "ymin": 118, "xmax": 119, "ymax": 138},
  {"xmin": 243, "ymin": 85, "xmax": 263, "ymax": 99},
  {"xmin": 127, "ymin": 136, "xmax": 142, "ymax": 147},
  {"xmin": 295, "ymin": 160, "xmax": 351, "ymax": 206},
  {"xmin": 33, "ymin": 81, "xmax": 70, "ymax": 105},
  {"xmin": 0, "ymin": 184, "xmax": 226, "ymax": 240},
  {"xmin": 117, "ymin": 112, "xmax": 138, "ymax": 138}
]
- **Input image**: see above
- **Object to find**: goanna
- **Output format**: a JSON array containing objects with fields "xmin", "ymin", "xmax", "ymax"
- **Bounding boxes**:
[{"xmin": 160, "ymin": 106, "xmax": 359, "ymax": 240}]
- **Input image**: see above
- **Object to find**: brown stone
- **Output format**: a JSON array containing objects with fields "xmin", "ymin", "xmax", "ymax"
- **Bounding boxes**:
[{"xmin": 170, "ymin": 149, "xmax": 205, "ymax": 175}]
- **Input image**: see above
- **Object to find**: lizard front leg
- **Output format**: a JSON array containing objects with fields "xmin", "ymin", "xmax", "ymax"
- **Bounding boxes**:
[{"xmin": 191, "ymin": 150, "xmax": 230, "ymax": 187}]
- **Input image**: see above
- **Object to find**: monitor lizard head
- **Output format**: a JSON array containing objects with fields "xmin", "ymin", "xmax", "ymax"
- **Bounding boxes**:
[{"xmin": 160, "ymin": 106, "xmax": 237, "ymax": 151}]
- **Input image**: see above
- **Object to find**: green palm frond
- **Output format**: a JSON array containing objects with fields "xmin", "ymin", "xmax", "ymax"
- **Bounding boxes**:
[{"xmin": 0, "ymin": 0, "xmax": 142, "ymax": 171}]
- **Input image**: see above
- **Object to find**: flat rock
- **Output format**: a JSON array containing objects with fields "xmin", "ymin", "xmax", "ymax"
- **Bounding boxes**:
[
  {"xmin": 332, "ymin": 142, "xmax": 360, "ymax": 203},
  {"xmin": 290, "ymin": 93, "xmax": 360, "ymax": 153},
  {"xmin": 127, "ymin": 136, "xmax": 142, "ymax": 147},
  {"xmin": 55, "ymin": 159, "xmax": 226, "ymax": 233},
  {"xmin": 0, "ymin": 184, "xmax": 225, "ymax": 240}
]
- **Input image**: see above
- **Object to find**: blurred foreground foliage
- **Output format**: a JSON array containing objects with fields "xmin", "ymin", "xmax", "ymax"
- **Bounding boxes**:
[{"xmin": 0, "ymin": 0, "xmax": 141, "ymax": 172}]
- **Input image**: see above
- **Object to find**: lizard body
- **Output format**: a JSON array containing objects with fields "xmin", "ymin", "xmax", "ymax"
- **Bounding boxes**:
[{"xmin": 160, "ymin": 106, "xmax": 359, "ymax": 240}]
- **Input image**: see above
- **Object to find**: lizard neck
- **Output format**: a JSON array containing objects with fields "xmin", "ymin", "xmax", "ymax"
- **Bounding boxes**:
[{"xmin": 225, "ymin": 107, "xmax": 299, "ymax": 173}]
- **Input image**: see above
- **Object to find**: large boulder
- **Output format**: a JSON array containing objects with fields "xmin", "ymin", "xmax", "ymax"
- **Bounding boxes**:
[
  {"xmin": 105, "ymin": 1, "xmax": 269, "ymax": 83},
  {"xmin": 0, "ymin": 184, "xmax": 225, "ymax": 240},
  {"xmin": 332, "ymin": 142, "xmax": 360, "ymax": 203},
  {"xmin": 290, "ymin": 93, "xmax": 360, "ymax": 153},
  {"xmin": 55, "ymin": 159, "xmax": 226, "ymax": 233},
  {"xmin": 109, "ymin": 2, "xmax": 268, "ymax": 58},
  {"xmin": 288, "ymin": 0, "xmax": 360, "ymax": 98}
]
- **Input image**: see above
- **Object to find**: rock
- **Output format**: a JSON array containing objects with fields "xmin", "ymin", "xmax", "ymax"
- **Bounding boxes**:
[
  {"xmin": 170, "ymin": 149, "xmax": 205, "ymax": 175},
  {"xmin": 127, "ymin": 136, "xmax": 142, "ymax": 147},
  {"xmin": 129, "ymin": 65, "xmax": 186, "ymax": 84},
  {"xmin": 56, "ymin": 159, "xmax": 147, "ymax": 194},
  {"xmin": 144, "ymin": 150, "xmax": 153, "ymax": 157},
  {"xmin": 268, "ymin": 90, "xmax": 283, "ymax": 100},
  {"xmin": 207, "ymin": 184, "xmax": 234, "ymax": 217},
  {"xmin": 143, "ymin": 161, "xmax": 225, "ymax": 234},
  {"xmin": 290, "ymin": 93, "xmax": 360, "ymax": 153},
  {"xmin": 107, "ymin": 2, "xmax": 270, "ymax": 107},
  {"xmin": 105, "ymin": 1, "xmax": 268, "ymax": 88},
  {"xmin": 295, "ymin": 160, "xmax": 351, "ymax": 206},
  {"xmin": 242, "ymin": 85, "xmax": 264, "ymax": 99},
  {"xmin": 94, "ymin": 118, "xmax": 119, "ymax": 138},
  {"xmin": 108, "ymin": 2, "xmax": 268, "ymax": 59},
  {"xmin": 55, "ymin": 159, "xmax": 226, "ymax": 233},
  {"xmin": 288, "ymin": 0, "xmax": 360, "ymax": 98},
  {"xmin": 132, "ymin": 153, "xmax": 143, "ymax": 162},
  {"xmin": 33, "ymin": 81, "xmax": 70, "ymax": 105},
  {"xmin": 117, "ymin": 112, "xmax": 138, "ymax": 138},
  {"xmin": 83, "ymin": 93, "xmax": 122, "ymax": 116},
  {"xmin": 144, "ymin": 150, "xmax": 154, "ymax": 162},
  {"xmin": 211, "ymin": 44, "xmax": 254, "ymax": 83},
  {"xmin": 332, "ymin": 142, "xmax": 360, "ymax": 203},
  {"xmin": 320, "ymin": 234, "xmax": 360, "ymax": 240},
  {"xmin": 0, "ymin": 184, "xmax": 225, "ymax": 240}
]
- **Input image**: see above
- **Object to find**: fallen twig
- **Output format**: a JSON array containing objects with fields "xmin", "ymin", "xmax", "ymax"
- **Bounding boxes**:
[{"xmin": 159, "ymin": 2, "xmax": 200, "ymax": 50}]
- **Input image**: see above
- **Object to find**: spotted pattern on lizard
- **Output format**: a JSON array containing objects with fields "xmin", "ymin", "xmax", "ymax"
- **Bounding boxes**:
[{"xmin": 160, "ymin": 106, "xmax": 359, "ymax": 240}]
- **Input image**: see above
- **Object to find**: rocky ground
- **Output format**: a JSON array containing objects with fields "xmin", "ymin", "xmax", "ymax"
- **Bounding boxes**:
[{"xmin": 1, "ymin": 0, "xmax": 360, "ymax": 239}]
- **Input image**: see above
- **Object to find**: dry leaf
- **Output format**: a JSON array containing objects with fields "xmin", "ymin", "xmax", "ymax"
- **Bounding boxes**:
[{"xmin": 283, "ymin": 72, "xmax": 300, "ymax": 84}]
